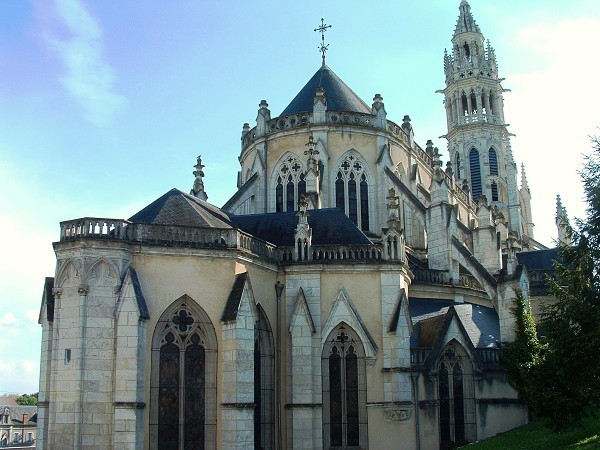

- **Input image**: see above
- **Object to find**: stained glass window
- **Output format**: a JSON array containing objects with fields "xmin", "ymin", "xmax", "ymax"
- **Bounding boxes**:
[
  {"xmin": 274, "ymin": 156, "xmax": 306, "ymax": 212},
  {"xmin": 335, "ymin": 154, "xmax": 370, "ymax": 231},
  {"xmin": 323, "ymin": 326, "xmax": 367, "ymax": 449},
  {"xmin": 151, "ymin": 298, "xmax": 216, "ymax": 450},
  {"xmin": 438, "ymin": 345, "xmax": 469, "ymax": 448}
]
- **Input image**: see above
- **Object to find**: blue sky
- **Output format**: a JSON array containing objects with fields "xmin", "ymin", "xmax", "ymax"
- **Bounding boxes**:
[{"xmin": 1, "ymin": 0, "xmax": 599, "ymax": 394}]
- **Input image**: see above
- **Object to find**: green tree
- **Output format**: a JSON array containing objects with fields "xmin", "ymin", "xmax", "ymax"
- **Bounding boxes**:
[
  {"xmin": 501, "ymin": 291, "xmax": 542, "ymax": 406},
  {"xmin": 14, "ymin": 393, "xmax": 37, "ymax": 406},
  {"xmin": 537, "ymin": 139, "xmax": 600, "ymax": 431}
]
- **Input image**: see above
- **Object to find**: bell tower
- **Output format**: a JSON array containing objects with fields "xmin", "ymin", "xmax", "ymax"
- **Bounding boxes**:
[{"xmin": 441, "ymin": 0, "xmax": 522, "ymax": 236}]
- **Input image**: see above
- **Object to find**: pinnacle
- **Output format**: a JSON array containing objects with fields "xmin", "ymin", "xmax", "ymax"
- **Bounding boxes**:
[{"xmin": 454, "ymin": 0, "xmax": 481, "ymax": 37}]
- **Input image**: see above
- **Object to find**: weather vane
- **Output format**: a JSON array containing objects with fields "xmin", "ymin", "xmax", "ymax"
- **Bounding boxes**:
[{"xmin": 314, "ymin": 18, "xmax": 332, "ymax": 65}]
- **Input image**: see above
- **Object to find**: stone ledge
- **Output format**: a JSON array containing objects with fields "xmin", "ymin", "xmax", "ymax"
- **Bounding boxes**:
[
  {"xmin": 113, "ymin": 402, "xmax": 146, "ymax": 409},
  {"xmin": 221, "ymin": 402, "xmax": 255, "ymax": 409},
  {"xmin": 285, "ymin": 403, "xmax": 322, "ymax": 409}
]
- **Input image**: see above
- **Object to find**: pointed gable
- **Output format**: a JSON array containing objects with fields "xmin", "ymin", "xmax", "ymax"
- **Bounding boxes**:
[
  {"xmin": 129, "ymin": 188, "xmax": 233, "ymax": 229},
  {"xmin": 322, "ymin": 285, "xmax": 378, "ymax": 361},
  {"xmin": 280, "ymin": 65, "xmax": 370, "ymax": 116},
  {"xmin": 289, "ymin": 288, "xmax": 316, "ymax": 334}
]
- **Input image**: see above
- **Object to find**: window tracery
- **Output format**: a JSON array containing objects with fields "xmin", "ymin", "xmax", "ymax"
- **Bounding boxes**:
[
  {"xmin": 322, "ymin": 325, "xmax": 368, "ymax": 449},
  {"xmin": 335, "ymin": 154, "xmax": 370, "ymax": 231},
  {"xmin": 151, "ymin": 298, "xmax": 217, "ymax": 450},
  {"xmin": 438, "ymin": 344, "xmax": 474, "ymax": 448},
  {"xmin": 275, "ymin": 156, "xmax": 306, "ymax": 212}
]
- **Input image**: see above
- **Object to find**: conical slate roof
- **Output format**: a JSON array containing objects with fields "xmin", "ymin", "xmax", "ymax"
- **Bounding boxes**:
[
  {"xmin": 280, "ymin": 64, "xmax": 371, "ymax": 116},
  {"xmin": 129, "ymin": 188, "xmax": 233, "ymax": 228}
]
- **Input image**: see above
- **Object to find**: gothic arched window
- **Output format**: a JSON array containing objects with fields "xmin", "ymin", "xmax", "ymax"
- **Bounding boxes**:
[
  {"xmin": 438, "ymin": 344, "xmax": 475, "ymax": 448},
  {"xmin": 254, "ymin": 305, "xmax": 274, "ymax": 450},
  {"xmin": 469, "ymin": 148, "xmax": 482, "ymax": 202},
  {"xmin": 274, "ymin": 156, "xmax": 306, "ymax": 212},
  {"xmin": 335, "ymin": 154, "xmax": 370, "ymax": 231},
  {"xmin": 322, "ymin": 325, "xmax": 368, "ymax": 449},
  {"xmin": 150, "ymin": 297, "xmax": 217, "ymax": 450}
]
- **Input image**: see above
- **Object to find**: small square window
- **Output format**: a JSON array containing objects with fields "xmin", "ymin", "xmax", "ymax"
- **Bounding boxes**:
[{"xmin": 64, "ymin": 349, "xmax": 71, "ymax": 364}]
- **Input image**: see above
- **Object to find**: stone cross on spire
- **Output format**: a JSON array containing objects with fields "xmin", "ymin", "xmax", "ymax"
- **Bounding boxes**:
[
  {"xmin": 314, "ymin": 18, "xmax": 332, "ymax": 66},
  {"xmin": 190, "ymin": 155, "xmax": 208, "ymax": 201}
]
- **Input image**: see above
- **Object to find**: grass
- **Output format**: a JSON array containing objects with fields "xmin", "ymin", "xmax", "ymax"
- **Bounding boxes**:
[{"xmin": 462, "ymin": 414, "xmax": 600, "ymax": 449}]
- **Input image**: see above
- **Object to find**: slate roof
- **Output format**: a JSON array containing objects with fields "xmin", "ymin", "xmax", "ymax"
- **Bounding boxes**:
[
  {"xmin": 517, "ymin": 248, "xmax": 559, "ymax": 271},
  {"xmin": 230, "ymin": 208, "xmax": 372, "ymax": 247},
  {"xmin": 409, "ymin": 298, "xmax": 500, "ymax": 349},
  {"xmin": 129, "ymin": 189, "xmax": 233, "ymax": 229},
  {"xmin": 280, "ymin": 64, "xmax": 371, "ymax": 116},
  {"xmin": 0, "ymin": 405, "xmax": 37, "ymax": 425}
]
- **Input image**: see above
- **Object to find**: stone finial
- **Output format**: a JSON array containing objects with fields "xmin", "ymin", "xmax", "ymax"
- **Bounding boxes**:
[
  {"xmin": 256, "ymin": 100, "xmax": 271, "ymax": 136},
  {"xmin": 462, "ymin": 179, "xmax": 471, "ymax": 196},
  {"xmin": 425, "ymin": 139, "xmax": 434, "ymax": 156},
  {"xmin": 242, "ymin": 122, "xmax": 250, "ymax": 137},
  {"xmin": 190, "ymin": 155, "xmax": 208, "ymax": 201},
  {"xmin": 445, "ymin": 160, "xmax": 454, "ymax": 177},
  {"xmin": 372, "ymin": 94, "xmax": 386, "ymax": 128},
  {"xmin": 520, "ymin": 163, "xmax": 529, "ymax": 191},
  {"xmin": 556, "ymin": 195, "xmax": 572, "ymax": 245}
]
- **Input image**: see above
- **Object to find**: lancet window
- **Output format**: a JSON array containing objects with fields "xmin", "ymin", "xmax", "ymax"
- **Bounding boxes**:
[
  {"xmin": 322, "ymin": 325, "xmax": 368, "ymax": 449},
  {"xmin": 275, "ymin": 156, "xmax": 306, "ymax": 212},
  {"xmin": 334, "ymin": 154, "xmax": 370, "ymax": 231},
  {"xmin": 254, "ymin": 305, "xmax": 274, "ymax": 450},
  {"xmin": 438, "ymin": 344, "xmax": 475, "ymax": 448},
  {"xmin": 151, "ymin": 297, "xmax": 217, "ymax": 450}
]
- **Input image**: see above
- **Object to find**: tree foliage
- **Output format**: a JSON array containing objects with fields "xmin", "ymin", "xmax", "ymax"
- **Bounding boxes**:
[
  {"xmin": 503, "ymin": 138, "xmax": 600, "ymax": 431},
  {"xmin": 501, "ymin": 291, "xmax": 542, "ymax": 403},
  {"xmin": 14, "ymin": 393, "xmax": 37, "ymax": 406}
]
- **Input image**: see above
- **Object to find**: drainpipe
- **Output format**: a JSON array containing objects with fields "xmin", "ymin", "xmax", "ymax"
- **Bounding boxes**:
[
  {"xmin": 274, "ymin": 281, "xmax": 284, "ymax": 450},
  {"xmin": 411, "ymin": 371, "xmax": 421, "ymax": 450}
]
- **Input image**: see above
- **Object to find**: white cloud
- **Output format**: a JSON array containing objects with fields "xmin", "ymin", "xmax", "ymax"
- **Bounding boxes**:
[
  {"xmin": 48, "ymin": 0, "xmax": 126, "ymax": 126},
  {"xmin": 0, "ymin": 360, "xmax": 40, "ymax": 395},
  {"xmin": 504, "ymin": 17, "xmax": 600, "ymax": 245}
]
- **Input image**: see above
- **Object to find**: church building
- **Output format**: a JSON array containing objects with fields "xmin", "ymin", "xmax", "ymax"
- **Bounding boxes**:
[{"xmin": 37, "ymin": 2, "xmax": 558, "ymax": 449}]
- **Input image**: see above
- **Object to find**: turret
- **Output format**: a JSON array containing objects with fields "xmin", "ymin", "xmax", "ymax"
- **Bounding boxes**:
[{"xmin": 441, "ymin": 0, "xmax": 524, "ymax": 239}]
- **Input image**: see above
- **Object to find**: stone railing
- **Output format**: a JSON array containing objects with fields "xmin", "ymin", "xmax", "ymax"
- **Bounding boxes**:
[
  {"xmin": 279, "ymin": 243, "xmax": 390, "ymax": 264},
  {"xmin": 60, "ymin": 217, "xmax": 131, "ymax": 240},
  {"xmin": 411, "ymin": 348, "xmax": 431, "ymax": 366},
  {"xmin": 411, "ymin": 269, "xmax": 484, "ymax": 291},
  {"xmin": 59, "ymin": 219, "xmax": 279, "ymax": 261},
  {"xmin": 412, "ymin": 269, "xmax": 448, "ymax": 285},
  {"xmin": 528, "ymin": 270, "xmax": 555, "ymax": 296},
  {"xmin": 453, "ymin": 113, "xmax": 503, "ymax": 127},
  {"xmin": 327, "ymin": 111, "xmax": 373, "ymax": 127},
  {"xmin": 477, "ymin": 348, "xmax": 502, "ymax": 370}
]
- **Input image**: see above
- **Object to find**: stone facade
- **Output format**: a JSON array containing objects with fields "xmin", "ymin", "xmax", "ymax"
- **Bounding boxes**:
[{"xmin": 38, "ymin": 2, "xmax": 558, "ymax": 449}]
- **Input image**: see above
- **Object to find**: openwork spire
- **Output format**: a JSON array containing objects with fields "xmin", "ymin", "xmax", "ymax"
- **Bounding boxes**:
[{"xmin": 454, "ymin": 0, "xmax": 481, "ymax": 36}]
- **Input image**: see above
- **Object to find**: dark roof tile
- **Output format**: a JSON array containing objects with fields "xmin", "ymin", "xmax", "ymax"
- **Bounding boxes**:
[
  {"xmin": 129, "ymin": 189, "xmax": 232, "ymax": 229},
  {"xmin": 280, "ymin": 65, "xmax": 370, "ymax": 116},
  {"xmin": 230, "ymin": 208, "xmax": 372, "ymax": 246}
]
